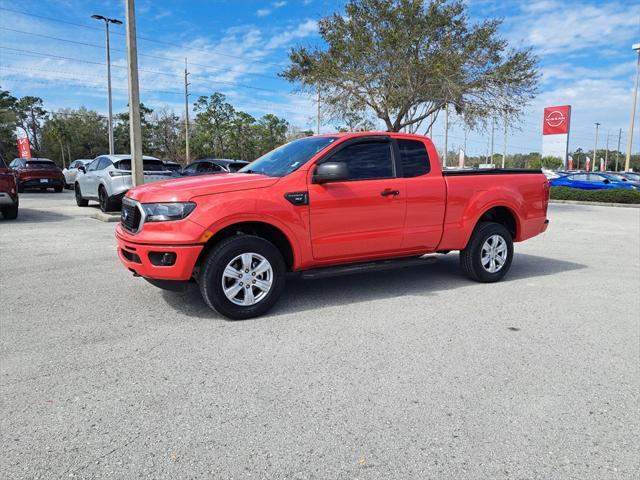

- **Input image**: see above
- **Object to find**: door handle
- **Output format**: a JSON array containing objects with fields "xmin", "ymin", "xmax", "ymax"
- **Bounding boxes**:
[{"xmin": 380, "ymin": 189, "xmax": 400, "ymax": 197}]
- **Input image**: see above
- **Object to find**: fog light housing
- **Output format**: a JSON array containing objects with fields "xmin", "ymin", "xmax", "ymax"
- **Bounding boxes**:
[{"xmin": 149, "ymin": 251, "xmax": 177, "ymax": 266}]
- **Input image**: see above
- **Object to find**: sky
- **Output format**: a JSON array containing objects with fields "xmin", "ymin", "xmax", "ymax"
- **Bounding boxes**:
[{"xmin": 0, "ymin": 0, "xmax": 639, "ymax": 157}]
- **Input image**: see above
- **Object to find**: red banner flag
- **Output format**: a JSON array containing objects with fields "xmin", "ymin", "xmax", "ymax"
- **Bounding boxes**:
[{"xmin": 16, "ymin": 127, "xmax": 31, "ymax": 158}]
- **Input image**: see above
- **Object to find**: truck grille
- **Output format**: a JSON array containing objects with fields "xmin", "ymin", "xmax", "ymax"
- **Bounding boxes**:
[{"xmin": 121, "ymin": 200, "xmax": 141, "ymax": 233}]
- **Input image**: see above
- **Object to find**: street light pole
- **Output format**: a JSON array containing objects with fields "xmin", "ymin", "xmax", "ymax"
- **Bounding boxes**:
[
  {"xmin": 91, "ymin": 14, "xmax": 122, "ymax": 155},
  {"xmin": 624, "ymin": 43, "xmax": 640, "ymax": 172}
]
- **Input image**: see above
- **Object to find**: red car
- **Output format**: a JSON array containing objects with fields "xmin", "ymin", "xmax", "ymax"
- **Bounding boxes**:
[
  {"xmin": 116, "ymin": 132, "xmax": 549, "ymax": 319},
  {"xmin": 0, "ymin": 156, "xmax": 19, "ymax": 219},
  {"xmin": 9, "ymin": 157, "xmax": 65, "ymax": 193}
]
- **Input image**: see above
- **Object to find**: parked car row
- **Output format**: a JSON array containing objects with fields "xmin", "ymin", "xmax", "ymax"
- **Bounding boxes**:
[
  {"xmin": 74, "ymin": 156, "xmax": 250, "ymax": 212},
  {"xmin": 549, "ymin": 171, "xmax": 640, "ymax": 190}
]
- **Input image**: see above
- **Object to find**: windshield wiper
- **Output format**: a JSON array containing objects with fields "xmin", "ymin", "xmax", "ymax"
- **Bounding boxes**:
[{"xmin": 241, "ymin": 169, "xmax": 269, "ymax": 176}]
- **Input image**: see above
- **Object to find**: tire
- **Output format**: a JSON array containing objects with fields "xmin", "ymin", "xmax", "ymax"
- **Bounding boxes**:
[
  {"xmin": 98, "ymin": 185, "xmax": 118, "ymax": 212},
  {"xmin": 54, "ymin": 185, "xmax": 63, "ymax": 193},
  {"xmin": 75, "ymin": 183, "xmax": 89, "ymax": 207},
  {"xmin": 17, "ymin": 183, "xmax": 24, "ymax": 193},
  {"xmin": 199, "ymin": 235, "xmax": 286, "ymax": 320},
  {"xmin": 460, "ymin": 221, "xmax": 513, "ymax": 283},
  {"xmin": 1, "ymin": 200, "xmax": 18, "ymax": 220}
]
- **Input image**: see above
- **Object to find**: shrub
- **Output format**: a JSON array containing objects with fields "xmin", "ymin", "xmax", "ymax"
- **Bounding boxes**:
[{"xmin": 550, "ymin": 186, "xmax": 640, "ymax": 204}]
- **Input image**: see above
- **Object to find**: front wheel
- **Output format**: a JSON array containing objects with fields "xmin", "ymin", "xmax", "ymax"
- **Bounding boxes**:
[
  {"xmin": 199, "ymin": 235, "xmax": 286, "ymax": 320},
  {"xmin": 98, "ymin": 186, "xmax": 118, "ymax": 212},
  {"xmin": 1, "ymin": 201, "xmax": 18, "ymax": 220},
  {"xmin": 460, "ymin": 222, "xmax": 513, "ymax": 282},
  {"xmin": 75, "ymin": 183, "xmax": 89, "ymax": 206}
]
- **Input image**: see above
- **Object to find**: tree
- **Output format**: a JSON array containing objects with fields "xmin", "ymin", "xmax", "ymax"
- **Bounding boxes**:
[
  {"xmin": 193, "ymin": 93, "xmax": 235, "ymax": 158},
  {"xmin": 114, "ymin": 103, "xmax": 154, "ymax": 154},
  {"xmin": 256, "ymin": 114, "xmax": 289, "ymax": 155},
  {"xmin": 282, "ymin": 0, "xmax": 538, "ymax": 132},
  {"xmin": 41, "ymin": 108, "xmax": 109, "ymax": 165},
  {"xmin": 0, "ymin": 88, "xmax": 18, "ymax": 159},
  {"xmin": 149, "ymin": 108, "xmax": 182, "ymax": 160}
]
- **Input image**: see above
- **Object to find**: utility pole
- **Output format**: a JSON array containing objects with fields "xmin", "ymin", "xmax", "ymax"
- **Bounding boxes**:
[
  {"xmin": 490, "ymin": 118, "xmax": 495, "ymax": 165},
  {"xmin": 604, "ymin": 130, "xmax": 609, "ymax": 171},
  {"xmin": 184, "ymin": 58, "xmax": 190, "ymax": 164},
  {"xmin": 615, "ymin": 128, "xmax": 622, "ymax": 171},
  {"xmin": 502, "ymin": 118, "xmax": 507, "ymax": 168},
  {"xmin": 91, "ymin": 14, "xmax": 122, "ymax": 155},
  {"xmin": 316, "ymin": 87, "xmax": 320, "ymax": 135},
  {"xmin": 125, "ymin": 0, "xmax": 143, "ymax": 186},
  {"xmin": 593, "ymin": 123, "xmax": 600, "ymax": 172},
  {"xmin": 442, "ymin": 104, "xmax": 448, "ymax": 167},
  {"xmin": 624, "ymin": 44, "xmax": 640, "ymax": 171}
]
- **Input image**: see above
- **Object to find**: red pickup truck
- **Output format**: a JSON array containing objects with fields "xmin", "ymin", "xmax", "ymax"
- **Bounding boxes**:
[{"xmin": 116, "ymin": 132, "xmax": 549, "ymax": 319}]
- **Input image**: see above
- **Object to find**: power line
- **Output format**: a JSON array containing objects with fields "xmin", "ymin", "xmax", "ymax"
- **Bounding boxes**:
[
  {"xmin": 0, "ymin": 26, "xmax": 284, "ymax": 82},
  {"xmin": 0, "ymin": 6, "xmax": 287, "ymax": 68},
  {"xmin": 0, "ymin": 46, "xmax": 302, "ymax": 95},
  {"xmin": 0, "ymin": 76, "xmax": 311, "ymax": 117}
]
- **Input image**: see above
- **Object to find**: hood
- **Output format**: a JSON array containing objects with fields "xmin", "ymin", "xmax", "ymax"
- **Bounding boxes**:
[{"xmin": 126, "ymin": 173, "xmax": 279, "ymax": 203}]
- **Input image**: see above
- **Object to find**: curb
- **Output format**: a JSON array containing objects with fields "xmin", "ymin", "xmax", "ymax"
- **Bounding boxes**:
[
  {"xmin": 549, "ymin": 199, "xmax": 640, "ymax": 208},
  {"xmin": 91, "ymin": 211, "xmax": 120, "ymax": 222}
]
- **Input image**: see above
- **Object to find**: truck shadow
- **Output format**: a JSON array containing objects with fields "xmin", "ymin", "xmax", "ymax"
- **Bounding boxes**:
[{"xmin": 160, "ymin": 253, "xmax": 586, "ymax": 320}]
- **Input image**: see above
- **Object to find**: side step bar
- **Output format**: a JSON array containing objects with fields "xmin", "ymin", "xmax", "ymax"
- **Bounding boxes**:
[{"xmin": 299, "ymin": 255, "xmax": 437, "ymax": 280}]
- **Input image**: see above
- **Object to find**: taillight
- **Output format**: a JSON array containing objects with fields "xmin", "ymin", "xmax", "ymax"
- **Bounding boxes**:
[
  {"xmin": 109, "ymin": 170, "xmax": 129, "ymax": 177},
  {"xmin": 543, "ymin": 180, "xmax": 550, "ymax": 213}
]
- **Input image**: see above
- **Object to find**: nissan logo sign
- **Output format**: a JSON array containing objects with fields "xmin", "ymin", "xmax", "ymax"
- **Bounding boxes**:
[{"xmin": 545, "ymin": 110, "xmax": 566, "ymax": 128}]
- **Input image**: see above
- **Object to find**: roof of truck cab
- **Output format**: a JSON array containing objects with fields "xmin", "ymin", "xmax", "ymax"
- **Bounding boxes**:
[{"xmin": 315, "ymin": 131, "xmax": 428, "ymax": 137}]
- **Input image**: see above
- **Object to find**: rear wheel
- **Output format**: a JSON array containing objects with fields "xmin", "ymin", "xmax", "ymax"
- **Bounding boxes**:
[
  {"xmin": 54, "ymin": 185, "xmax": 63, "ymax": 193},
  {"xmin": 199, "ymin": 235, "xmax": 286, "ymax": 320},
  {"xmin": 460, "ymin": 222, "xmax": 513, "ymax": 282},
  {"xmin": 75, "ymin": 183, "xmax": 89, "ymax": 206},
  {"xmin": 17, "ymin": 183, "xmax": 24, "ymax": 193}
]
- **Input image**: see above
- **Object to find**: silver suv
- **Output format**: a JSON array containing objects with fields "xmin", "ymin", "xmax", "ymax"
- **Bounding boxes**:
[{"xmin": 75, "ymin": 155, "xmax": 173, "ymax": 212}]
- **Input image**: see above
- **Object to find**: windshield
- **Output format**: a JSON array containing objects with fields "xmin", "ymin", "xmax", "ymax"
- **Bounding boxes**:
[
  {"xmin": 623, "ymin": 173, "xmax": 640, "ymax": 181},
  {"xmin": 239, "ymin": 136, "xmax": 338, "ymax": 177},
  {"xmin": 608, "ymin": 174, "xmax": 627, "ymax": 181}
]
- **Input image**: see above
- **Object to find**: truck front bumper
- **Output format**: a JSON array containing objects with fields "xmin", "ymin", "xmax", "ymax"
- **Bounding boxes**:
[{"xmin": 116, "ymin": 229, "xmax": 204, "ymax": 281}]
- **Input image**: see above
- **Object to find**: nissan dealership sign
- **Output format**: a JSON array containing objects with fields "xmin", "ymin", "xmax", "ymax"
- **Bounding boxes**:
[{"xmin": 542, "ymin": 105, "xmax": 571, "ymax": 166}]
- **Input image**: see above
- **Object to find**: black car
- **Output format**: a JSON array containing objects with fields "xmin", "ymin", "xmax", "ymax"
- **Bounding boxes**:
[
  {"xmin": 181, "ymin": 159, "xmax": 250, "ymax": 177},
  {"xmin": 162, "ymin": 160, "xmax": 183, "ymax": 176}
]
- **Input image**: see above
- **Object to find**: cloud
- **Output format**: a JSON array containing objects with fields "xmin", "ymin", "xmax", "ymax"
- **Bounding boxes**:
[
  {"xmin": 264, "ymin": 19, "xmax": 318, "ymax": 50},
  {"xmin": 506, "ymin": 1, "xmax": 640, "ymax": 55},
  {"xmin": 257, "ymin": 9, "xmax": 271, "ymax": 17},
  {"xmin": 273, "ymin": 1, "xmax": 287, "ymax": 7}
]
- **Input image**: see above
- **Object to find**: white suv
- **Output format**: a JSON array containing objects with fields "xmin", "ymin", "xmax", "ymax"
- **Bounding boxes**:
[
  {"xmin": 75, "ymin": 155, "xmax": 173, "ymax": 212},
  {"xmin": 63, "ymin": 159, "xmax": 93, "ymax": 188}
]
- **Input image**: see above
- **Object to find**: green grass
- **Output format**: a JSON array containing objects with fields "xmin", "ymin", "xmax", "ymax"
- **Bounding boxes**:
[{"xmin": 550, "ymin": 186, "xmax": 640, "ymax": 204}]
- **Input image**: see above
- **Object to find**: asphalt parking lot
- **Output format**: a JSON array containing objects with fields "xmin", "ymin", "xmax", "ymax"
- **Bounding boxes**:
[{"xmin": 1, "ymin": 191, "xmax": 639, "ymax": 479}]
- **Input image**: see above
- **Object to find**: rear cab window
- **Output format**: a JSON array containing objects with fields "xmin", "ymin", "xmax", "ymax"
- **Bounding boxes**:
[{"xmin": 397, "ymin": 139, "xmax": 430, "ymax": 177}]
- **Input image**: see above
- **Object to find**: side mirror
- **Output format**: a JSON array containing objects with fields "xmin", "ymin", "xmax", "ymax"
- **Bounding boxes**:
[
  {"xmin": 313, "ymin": 162, "xmax": 349, "ymax": 184},
  {"xmin": 77, "ymin": 166, "xmax": 86, "ymax": 173},
  {"xmin": 603, "ymin": 179, "xmax": 610, "ymax": 184}
]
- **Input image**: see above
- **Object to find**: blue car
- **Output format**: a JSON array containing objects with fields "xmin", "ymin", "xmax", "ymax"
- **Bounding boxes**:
[{"xmin": 550, "ymin": 172, "xmax": 638, "ymax": 190}]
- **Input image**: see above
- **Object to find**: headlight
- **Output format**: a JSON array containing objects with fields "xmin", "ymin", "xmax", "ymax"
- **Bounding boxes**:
[{"xmin": 141, "ymin": 202, "xmax": 196, "ymax": 222}]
